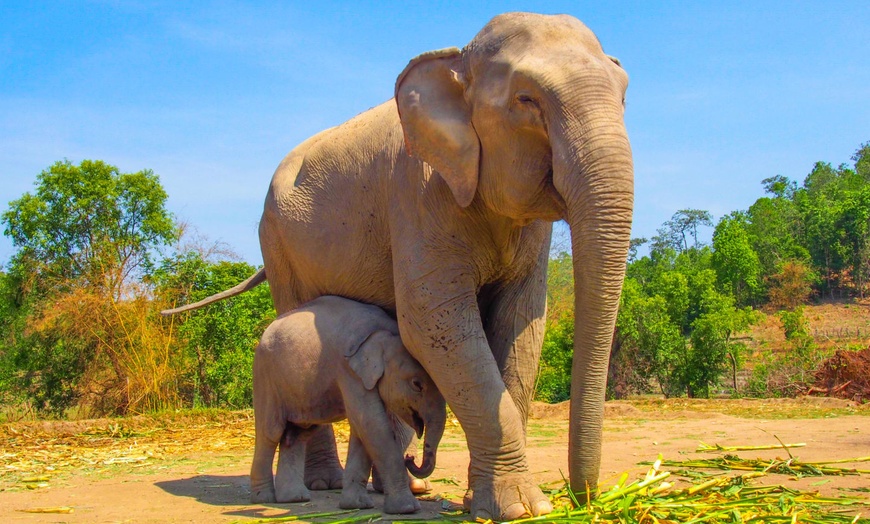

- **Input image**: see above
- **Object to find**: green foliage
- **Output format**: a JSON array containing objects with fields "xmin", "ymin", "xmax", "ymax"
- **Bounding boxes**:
[
  {"xmin": 535, "ymin": 252, "xmax": 575, "ymax": 403},
  {"xmin": 687, "ymin": 290, "xmax": 758, "ymax": 397},
  {"xmin": 744, "ymin": 144, "xmax": 870, "ymax": 300},
  {"xmin": 651, "ymin": 209, "xmax": 713, "ymax": 253},
  {"xmin": 508, "ymin": 141, "xmax": 863, "ymax": 401},
  {"xmin": 613, "ymin": 278, "xmax": 685, "ymax": 398},
  {"xmin": 152, "ymin": 253, "xmax": 274, "ymax": 409},
  {"xmin": 614, "ymin": 244, "xmax": 759, "ymax": 398},
  {"xmin": 712, "ymin": 212, "xmax": 762, "ymax": 306},
  {"xmin": 2, "ymin": 159, "xmax": 175, "ymax": 297},
  {"xmin": 535, "ymin": 312, "xmax": 573, "ymax": 403},
  {"xmin": 545, "ymin": 251, "xmax": 574, "ymax": 321},
  {"xmin": 779, "ymin": 307, "xmax": 809, "ymax": 340},
  {"xmin": 745, "ymin": 194, "xmax": 808, "ymax": 282}
]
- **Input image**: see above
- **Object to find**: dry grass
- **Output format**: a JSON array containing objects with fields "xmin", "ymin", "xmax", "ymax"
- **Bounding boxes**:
[
  {"xmin": 0, "ymin": 409, "xmax": 467, "ymax": 493},
  {"xmin": 1, "ymin": 410, "xmax": 259, "ymax": 491},
  {"xmin": 743, "ymin": 300, "xmax": 870, "ymax": 357}
]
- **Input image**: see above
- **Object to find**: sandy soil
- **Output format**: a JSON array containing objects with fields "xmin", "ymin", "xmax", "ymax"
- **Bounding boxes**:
[{"xmin": 1, "ymin": 399, "xmax": 868, "ymax": 523}]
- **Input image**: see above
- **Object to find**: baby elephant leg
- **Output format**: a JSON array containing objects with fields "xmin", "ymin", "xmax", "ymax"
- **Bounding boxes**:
[
  {"xmin": 274, "ymin": 424, "xmax": 312, "ymax": 503},
  {"xmin": 250, "ymin": 424, "xmax": 280, "ymax": 503},
  {"xmin": 339, "ymin": 431, "xmax": 374, "ymax": 510},
  {"xmin": 304, "ymin": 424, "xmax": 344, "ymax": 490},
  {"xmin": 372, "ymin": 423, "xmax": 431, "ymax": 495},
  {"xmin": 345, "ymin": 403, "xmax": 419, "ymax": 514}
]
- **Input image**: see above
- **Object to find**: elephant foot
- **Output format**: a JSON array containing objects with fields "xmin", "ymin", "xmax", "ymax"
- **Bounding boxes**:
[
  {"xmin": 275, "ymin": 482, "xmax": 311, "ymax": 503},
  {"xmin": 304, "ymin": 467, "xmax": 343, "ymax": 490},
  {"xmin": 382, "ymin": 490, "xmax": 421, "ymax": 515},
  {"xmin": 463, "ymin": 473, "xmax": 552, "ymax": 520},
  {"xmin": 304, "ymin": 451, "xmax": 344, "ymax": 490},
  {"xmin": 250, "ymin": 483, "xmax": 277, "ymax": 504},
  {"xmin": 339, "ymin": 485, "xmax": 374, "ymax": 510},
  {"xmin": 304, "ymin": 425, "xmax": 344, "ymax": 490}
]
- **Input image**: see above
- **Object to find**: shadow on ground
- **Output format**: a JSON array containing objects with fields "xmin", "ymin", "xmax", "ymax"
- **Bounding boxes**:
[
  {"xmin": 154, "ymin": 474, "xmax": 370, "ymax": 520},
  {"xmin": 155, "ymin": 474, "xmax": 251, "ymax": 506},
  {"xmin": 155, "ymin": 474, "xmax": 452, "ymax": 521}
]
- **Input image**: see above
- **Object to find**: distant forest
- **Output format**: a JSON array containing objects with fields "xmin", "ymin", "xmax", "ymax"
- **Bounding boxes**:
[{"xmin": 537, "ymin": 141, "xmax": 869, "ymax": 402}]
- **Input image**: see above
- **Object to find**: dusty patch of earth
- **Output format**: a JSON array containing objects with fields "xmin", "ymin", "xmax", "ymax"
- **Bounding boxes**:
[{"xmin": 1, "ymin": 399, "xmax": 868, "ymax": 522}]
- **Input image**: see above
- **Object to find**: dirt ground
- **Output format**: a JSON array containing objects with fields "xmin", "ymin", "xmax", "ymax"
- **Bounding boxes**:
[{"xmin": 1, "ymin": 398, "xmax": 868, "ymax": 523}]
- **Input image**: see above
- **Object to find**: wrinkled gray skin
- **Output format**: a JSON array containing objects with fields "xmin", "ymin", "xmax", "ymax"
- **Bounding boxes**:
[
  {"xmin": 249, "ymin": 296, "xmax": 446, "ymax": 514},
  {"xmin": 165, "ymin": 12, "xmax": 632, "ymax": 520}
]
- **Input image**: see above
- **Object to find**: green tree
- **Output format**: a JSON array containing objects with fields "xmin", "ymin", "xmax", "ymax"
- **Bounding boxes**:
[
  {"xmin": 1, "ymin": 160, "xmax": 176, "ymax": 415},
  {"xmin": 712, "ymin": 212, "xmax": 762, "ymax": 306},
  {"xmin": 795, "ymin": 154, "xmax": 870, "ymax": 298},
  {"xmin": 616, "ymin": 233, "xmax": 756, "ymax": 398},
  {"xmin": 648, "ymin": 270, "xmax": 690, "ymax": 333},
  {"xmin": 627, "ymin": 237, "xmax": 648, "ymax": 263},
  {"xmin": 854, "ymin": 142, "xmax": 870, "ymax": 180},
  {"xmin": 614, "ymin": 279, "xmax": 685, "ymax": 398},
  {"xmin": 3, "ymin": 160, "xmax": 175, "ymax": 298},
  {"xmin": 745, "ymin": 193, "xmax": 807, "ymax": 281},
  {"xmin": 651, "ymin": 209, "xmax": 713, "ymax": 253},
  {"xmin": 687, "ymin": 289, "xmax": 757, "ymax": 397},
  {"xmin": 837, "ymin": 184, "xmax": 870, "ymax": 297},
  {"xmin": 536, "ymin": 312, "xmax": 573, "ymax": 403},
  {"xmin": 546, "ymin": 251, "xmax": 574, "ymax": 322}
]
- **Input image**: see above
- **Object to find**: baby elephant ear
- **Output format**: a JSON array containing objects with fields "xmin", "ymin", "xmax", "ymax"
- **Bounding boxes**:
[{"xmin": 345, "ymin": 330, "xmax": 388, "ymax": 390}]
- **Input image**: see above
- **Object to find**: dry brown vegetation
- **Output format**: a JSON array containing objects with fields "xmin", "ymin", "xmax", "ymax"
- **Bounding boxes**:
[{"xmin": 742, "ymin": 299, "xmax": 870, "ymax": 356}]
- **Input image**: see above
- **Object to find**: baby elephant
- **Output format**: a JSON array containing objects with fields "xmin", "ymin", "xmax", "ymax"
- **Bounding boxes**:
[{"xmin": 249, "ymin": 295, "xmax": 446, "ymax": 514}]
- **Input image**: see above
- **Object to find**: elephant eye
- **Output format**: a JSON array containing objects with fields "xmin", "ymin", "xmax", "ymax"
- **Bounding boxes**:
[
  {"xmin": 410, "ymin": 377, "xmax": 424, "ymax": 392},
  {"xmin": 516, "ymin": 93, "xmax": 535, "ymax": 104}
]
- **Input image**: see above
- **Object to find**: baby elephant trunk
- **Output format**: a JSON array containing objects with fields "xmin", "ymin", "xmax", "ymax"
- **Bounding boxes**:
[
  {"xmin": 405, "ymin": 446, "xmax": 436, "ymax": 479},
  {"xmin": 404, "ymin": 402, "xmax": 445, "ymax": 479}
]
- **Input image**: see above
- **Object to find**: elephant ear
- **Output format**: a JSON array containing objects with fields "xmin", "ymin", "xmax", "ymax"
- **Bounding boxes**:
[
  {"xmin": 395, "ymin": 47, "xmax": 480, "ymax": 208},
  {"xmin": 345, "ymin": 330, "xmax": 388, "ymax": 391}
]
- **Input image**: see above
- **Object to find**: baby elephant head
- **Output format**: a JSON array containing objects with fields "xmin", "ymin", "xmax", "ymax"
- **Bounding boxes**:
[{"xmin": 346, "ymin": 330, "xmax": 446, "ymax": 478}]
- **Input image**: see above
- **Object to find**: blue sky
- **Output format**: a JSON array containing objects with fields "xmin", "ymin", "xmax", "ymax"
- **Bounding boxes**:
[{"xmin": 2, "ymin": 1, "xmax": 868, "ymax": 266}]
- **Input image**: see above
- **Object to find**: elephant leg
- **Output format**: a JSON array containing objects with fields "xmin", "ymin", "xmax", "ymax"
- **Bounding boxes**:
[
  {"xmin": 371, "ymin": 420, "xmax": 431, "ymax": 495},
  {"xmin": 303, "ymin": 424, "xmax": 344, "ymax": 490},
  {"xmin": 395, "ymin": 267, "xmax": 551, "ymax": 521},
  {"xmin": 275, "ymin": 425, "xmax": 311, "ymax": 502},
  {"xmin": 339, "ymin": 431, "xmax": 374, "ymax": 509},
  {"xmin": 483, "ymin": 226, "xmax": 551, "ymax": 428},
  {"xmin": 250, "ymin": 422, "xmax": 280, "ymax": 503},
  {"xmin": 343, "ymin": 389, "xmax": 420, "ymax": 514}
]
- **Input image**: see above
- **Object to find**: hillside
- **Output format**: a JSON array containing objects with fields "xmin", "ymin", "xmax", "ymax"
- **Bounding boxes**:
[{"xmin": 742, "ymin": 299, "xmax": 870, "ymax": 356}]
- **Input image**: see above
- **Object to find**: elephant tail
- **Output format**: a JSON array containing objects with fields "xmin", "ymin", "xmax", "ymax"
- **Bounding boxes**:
[{"xmin": 160, "ymin": 268, "xmax": 267, "ymax": 315}]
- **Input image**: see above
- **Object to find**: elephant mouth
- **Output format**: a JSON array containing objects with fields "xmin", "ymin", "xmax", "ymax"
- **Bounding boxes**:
[
  {"xmin": 532, "ymin": 166, "xmax": 567, "ymax": 221},
  {"xmin": 545, "ymin": 167, "xmax": 568, "ymax": 219},
  {"xmin": 411, "ymin": 410, "xmax": 425, "ymax": 439}
]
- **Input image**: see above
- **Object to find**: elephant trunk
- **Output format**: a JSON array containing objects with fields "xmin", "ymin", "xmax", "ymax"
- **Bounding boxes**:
[
  {"xmin": 553, "ymin": 103, "xmax": 634, "ymax": 496},
  {"xmin": 404, "ymin": 401, "xmax": 446, "ymax": 479}
]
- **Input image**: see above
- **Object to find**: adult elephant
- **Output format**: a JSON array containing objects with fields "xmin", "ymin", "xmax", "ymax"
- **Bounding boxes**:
[{"xmin": 165, "ymin": 12, "xmax": 633, "ymax": 519}]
